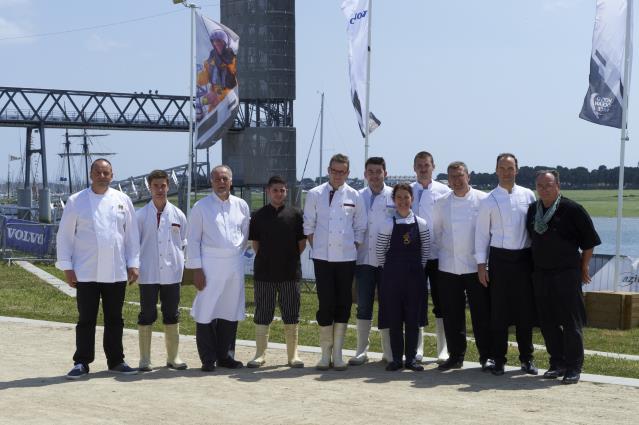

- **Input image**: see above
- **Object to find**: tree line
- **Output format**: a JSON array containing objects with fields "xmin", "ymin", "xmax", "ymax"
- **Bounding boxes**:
[{"xmin": 436, "ymin": 165, "xmax": 639, "ymax": 190}]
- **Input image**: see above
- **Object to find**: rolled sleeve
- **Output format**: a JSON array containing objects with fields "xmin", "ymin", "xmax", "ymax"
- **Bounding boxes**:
[
  {"xmin": 185, "ymin": 204, "xmax": 204, "ymax": 269},
  {"xmin": 55, "ymin": 197, "xmax": 77, "ymax": 271},
  {"xmin": 303, "ymin": 190, "xmax": 317, "ymax": 236}
]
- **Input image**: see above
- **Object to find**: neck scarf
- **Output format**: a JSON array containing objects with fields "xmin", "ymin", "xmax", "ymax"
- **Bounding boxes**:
[{"xmin": 534, "ymin": 195, "xmax": 561, "ymax": 234}]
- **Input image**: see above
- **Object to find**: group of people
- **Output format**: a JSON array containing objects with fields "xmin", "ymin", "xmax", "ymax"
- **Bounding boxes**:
[{"xmin": 56, "ymin": 151, "xmax": 600, "ymax": 385}]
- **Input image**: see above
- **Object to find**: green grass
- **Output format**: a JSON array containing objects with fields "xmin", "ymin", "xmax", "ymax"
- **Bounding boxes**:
[
  {"xmin": 1, "ymin": 262, "xmax": 639, "ymax": 378},
  {"xmin": 561, "ymin": 189, "xmax": 639, "ymax": 218}
]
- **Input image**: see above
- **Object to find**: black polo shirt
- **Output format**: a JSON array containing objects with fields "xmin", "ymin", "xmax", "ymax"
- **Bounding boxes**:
[
  {"xmin": 526, "ymin": 196, "xmax": 601, "ymax": 271},
  {"xmin": 249, "ymin": 204, "xmax": 306, "ymax": 282}
]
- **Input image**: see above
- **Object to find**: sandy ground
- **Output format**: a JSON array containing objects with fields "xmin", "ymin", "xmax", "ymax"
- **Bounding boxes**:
[{"xmin": 1, "ymin": 318, "xmax": 638, "ymax": 425}]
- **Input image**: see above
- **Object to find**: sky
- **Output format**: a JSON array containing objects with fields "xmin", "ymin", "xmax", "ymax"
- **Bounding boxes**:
[{"xmin": 1, "ymin": 0, "xmax": 639, "ymax": 186}]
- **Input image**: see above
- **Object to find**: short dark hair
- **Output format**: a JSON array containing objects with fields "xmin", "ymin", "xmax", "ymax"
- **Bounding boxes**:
[
  {"xmin": 496, "ymin": 153, "xmax": 519, "ymax": 169},
  {"xmin": 365, "ymin": 156, "xmax": 386, "ymax": 171},
  {"xmin": 413, "ymin": 151, "xmax": 434, "ymax": 166},
  {"xmin": 329, "ymin": 153, "xmax": 350, "ymax": 170},
  {"xmin": 536, "ymin": 169, "xmax": 560, "ymax": 185},
  {"xmin": 267, "ymin": 175, "xmax": 287, "ymax": 187},
  {"xmin": 146, "ymin": 169, "xmax": 169, "ymax": 185},
  {"xmin": 90, "ymin": 158, "xmax": 112, "ymax": 172},
  {"xmin": 392, "ymin": 182, "xmax": 413, "ymax": 200},
  {"xmin": 447, "ymin": 161, "xmax": 469, "ymax": 174}
]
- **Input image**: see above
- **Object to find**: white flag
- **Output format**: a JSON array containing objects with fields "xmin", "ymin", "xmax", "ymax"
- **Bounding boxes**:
[
  {"xmin": 342, "ymin": 0, "xmax": 380, "ymax": 137},
  {"xmin": 579, "ymin": 0, "xmax": 633, "ymax": 129},
  {"xmin": 194, "ymin": 12, "xmax": 240, "ymax": 149}
]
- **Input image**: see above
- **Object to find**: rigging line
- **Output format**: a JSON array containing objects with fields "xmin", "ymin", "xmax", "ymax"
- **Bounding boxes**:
[
  {"xmin": 0, "ymin": 9, "xmax": 184, "ymax": 42},
  {"xmin": 299, "ymin": 108, "xmax": 322, "ymax": 183}
]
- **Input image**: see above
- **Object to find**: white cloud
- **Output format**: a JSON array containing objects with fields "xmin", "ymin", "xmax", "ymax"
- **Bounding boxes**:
[
  {"xmin": 85, "ymin": 33, "xmax": 124, "ymax": 52},
  {"xmin": 0, "ymin": 16, "xmax": 32, "ymax": 42},
  {"xmin": 543, "ymin": 0, "xmax": 586, "ymax": 13}
]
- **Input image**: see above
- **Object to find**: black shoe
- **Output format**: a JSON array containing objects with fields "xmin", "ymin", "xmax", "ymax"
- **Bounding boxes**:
[
  {"xmin": 521, "ymin": 361, "xmax": 539, "ymax": 375},
  {"xmin": 542, "ymin": 367, "xmax": 566, "ymax": 379},
  {"xmin": 217, "ymin": 358, "xmax": 244, "ymax": 369},
  {"xmin": 385, "ymin": 361, "xmax": 403, "ymax": 371},
  {"xmin": 491, "ymin": 363, "xmax": 505, "ymax": 376},
  {"xmin": 438, "ymin": 358, "xmax": 463, "ymax": 371},
  {"xmin": 562, "ymin": 370, "xmax": 581, "ymax": 385},
  {"xmin": 405, "ymin": 360, "xmax": 424, "ymax": 372},
  {"xmin": 201, "ymin": 363, "xmax": 216, "ymax": 372},
  {"xmin": 481, "ymin": 359, "xmax": 496, "ymax": 372}
]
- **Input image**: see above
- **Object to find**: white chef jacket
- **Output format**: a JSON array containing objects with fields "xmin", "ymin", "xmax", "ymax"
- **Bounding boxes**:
[
  {"xmin": 136, "ymin": 201, "xmax": 187, "ymax": 284},
  {"xmin": 186, "ymin": 193, "xmax": 250, "ymax": 323},
  {"xmin": 303, "ymin": 182, "xmax": 366, "ymax": 262},
  {"xmin": 410, "ymin": 180, "xmax": 451, "ymax": 259},
  {"xmin": 55, "ymin": 187, "xmax": 140, "ymax": 283},
  {"xmin": 185, "ymin": 193, "xmax": 250, "ymax": 268},
  {"xmin": 474, "ymin": 184, "xmax": 536, "ymax": 264},
  {"xmin": 356, "ymin": 184, "xmax": 395, "ymax": 266},
  {"xmin": 433, "ymin": 188, "xmax": 487, "ymax": 275}
]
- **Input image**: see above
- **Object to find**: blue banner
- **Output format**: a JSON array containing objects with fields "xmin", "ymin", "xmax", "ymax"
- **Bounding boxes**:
[{"xmin": 1, "ymin": 216, "xmax": 53, "ymax": 256}]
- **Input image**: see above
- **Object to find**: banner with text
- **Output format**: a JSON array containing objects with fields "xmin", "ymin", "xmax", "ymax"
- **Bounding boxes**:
[
  {"xmin": 1, "ymin": 216, "xmax": 53, "ymax": 256},
  {"xmin": 579, "ymin": 0, "xmax": 633, "ymax": 128},
  {"xmin": 342, "ymin": 0, "xmax": 381, "ymax": 137}
]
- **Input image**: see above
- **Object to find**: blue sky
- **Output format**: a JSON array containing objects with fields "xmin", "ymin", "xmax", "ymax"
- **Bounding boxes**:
[{"xmin": 1, "ymin": 0, "xmax": 638, "ymax": 185}]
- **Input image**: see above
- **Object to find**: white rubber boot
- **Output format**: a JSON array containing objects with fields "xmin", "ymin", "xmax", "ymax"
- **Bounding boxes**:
[
  {"xmin": 138, "ymin": 325, "xmax": 153, "ymax": 372},
  {"xmin": 348, "ymin": 319, "xmax": 371, "ymax": 365},
  {"xmin": 380, "ymin": 328, "xmax": 393, "ymax": 363},
  {"xmin": 247, "ymin": 324, "xmax": 269, "ymax": 368},
  {"xmin": 332, "ymin": 323, "xmax": 348, "ymax": 371},
  {"xmin": 436, "ymin": 318, "xmax": 450, "ymax": 364},
  {"xmin": 284, "ymin": 324, "xmax": 304, "ymax": 368},
  {"xmin": 165, "ymin": 324, "xmax": 187, "ymax": 370},
  {"xmin": 415, "ymin": 327, "xmax": 424, "ymax": 363},
  {"xmin": 316, "ymin": 325, "xmax": 334, "ymax": 370}
]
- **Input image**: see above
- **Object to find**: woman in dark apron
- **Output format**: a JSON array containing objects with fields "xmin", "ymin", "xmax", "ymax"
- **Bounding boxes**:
[{"xmin": 376, "ymin": 183, "xmax": 431, "ymax": 371}]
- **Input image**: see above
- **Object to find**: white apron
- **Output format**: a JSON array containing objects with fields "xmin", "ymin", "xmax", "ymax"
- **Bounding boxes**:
[{"xmin": 190, "ymin": 247, "xmax": 245, "ymax": 323}]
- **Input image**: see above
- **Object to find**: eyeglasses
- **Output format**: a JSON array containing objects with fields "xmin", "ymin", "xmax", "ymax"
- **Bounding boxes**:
[{"xmin": 329, "ymin": 167, "xmax": 348, "ymax": 176}]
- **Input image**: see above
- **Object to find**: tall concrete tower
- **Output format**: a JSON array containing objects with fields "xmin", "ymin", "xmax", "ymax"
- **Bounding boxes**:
[{"xmin": 220, "ymin": 0, "xmax": 296, "ymax": 205}]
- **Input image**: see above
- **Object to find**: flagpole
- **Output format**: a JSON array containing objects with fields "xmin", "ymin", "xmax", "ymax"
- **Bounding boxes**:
[
  {"xmin": 174, "ymin": 0, "xmax": 198, "ymax": 217},
  {"xmin": 364, "ymin": 0, "xmax": 372, "ymax": 162},
  {"xmin": 319, "ymin": 92, "xmax": 324, "ymax": 184},
  {"xmin": 613, "ymin": 0, "xmax": 633, "ymax": 292}
]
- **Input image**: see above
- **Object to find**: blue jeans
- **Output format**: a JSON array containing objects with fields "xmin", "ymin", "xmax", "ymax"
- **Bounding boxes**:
[{"xmin": 355, "ymin": 265, "xmax": 384, "ymax": 326}]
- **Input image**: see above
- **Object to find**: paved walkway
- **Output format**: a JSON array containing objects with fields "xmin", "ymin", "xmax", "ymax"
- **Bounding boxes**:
[{"xmin": 1, "ymin": 316, "xmax": 638, "ymax": 424}]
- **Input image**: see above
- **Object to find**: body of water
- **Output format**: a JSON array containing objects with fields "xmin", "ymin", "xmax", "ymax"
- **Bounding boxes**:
[{"xmin": 592, "ymin": 217, "xmax": 639, "ymax": 259}]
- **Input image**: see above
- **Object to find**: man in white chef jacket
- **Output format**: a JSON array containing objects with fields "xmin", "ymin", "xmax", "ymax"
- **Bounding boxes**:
[
  {"xmin": 349, "ymin": 156, "xmax": 395, "ymax": 366},
  {"xmin": 186, "ymin": 165, "xmax": 250, "ymax": 372},
  {"xmin": 56, "ymin": 158, "xmax": 140, "ymax": 380},
  {"xmin": 475, "ymin": 153, "xmax": 538, "ymax": 376},
  {"xmin": 136, "ymin": 169, "xmax": 188, "ymax": 372},
  {"xmin": 410, "ymin": 151, "xmax": 451, "ymax": 363},
  {"xmin": 432, "ymin": 161, "xmax": 492, "ymax": 371},
  {"xmin": 303, "ymin": 153, "xmax": 366, "ymax": 371}
]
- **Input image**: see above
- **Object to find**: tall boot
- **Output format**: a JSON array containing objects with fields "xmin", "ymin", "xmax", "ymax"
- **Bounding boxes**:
[
  {"xmin": 165, "ymin": 323, "xmax": 187, "ymax": 370},
  {"xmin": 436, "ymin": 318, "xmax": 450, "ymax": 364},
  {"xmin": 316, "ymin": 325, "xmax": 334, "ymax": 370},
  {"xmin": 138, "ymin": 325, "xmax": 153, "ymax": 372},
  {"xmin": 380, "ymin": 328, "xmax": 393, "ymax": 363},
  {"xmin": 349, "ymin": 319, "xmax": 371, "ymax": 365},
  {"xmin": 284, "ymin": 324, "xmax": 304, "ymax": 368},
  {"xmin": 415, "ymin": 327, "xmax": 424, "ymax": 363},
  {"xmin": 332, "ymin": 323, "xmax": 348, "ymax": 371},
  {"xmin": 248, "ymin": 324, "xmax": 270, "ymax": 368}
]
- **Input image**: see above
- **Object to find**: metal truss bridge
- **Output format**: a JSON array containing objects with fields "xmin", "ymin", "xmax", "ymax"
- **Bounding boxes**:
[{"xmin": 0, "ymin": 86, "xmax": 191, "ymax": 131}]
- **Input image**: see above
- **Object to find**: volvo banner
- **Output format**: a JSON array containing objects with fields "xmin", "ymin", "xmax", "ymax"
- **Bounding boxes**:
[
  {"xmin": 342, "ymin": 0, "xmax": 381, "ymax": 137},
  {"xmin": 194, "ymin": 12, "xmax": 240, "ymax": 149},
  {"xmin": 1, "ymin": 216, "xmax": 53, "ymax": 256},
  {"xmin": 579, "ymin": 0, "xmax": 633, "ymax": 128}
]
